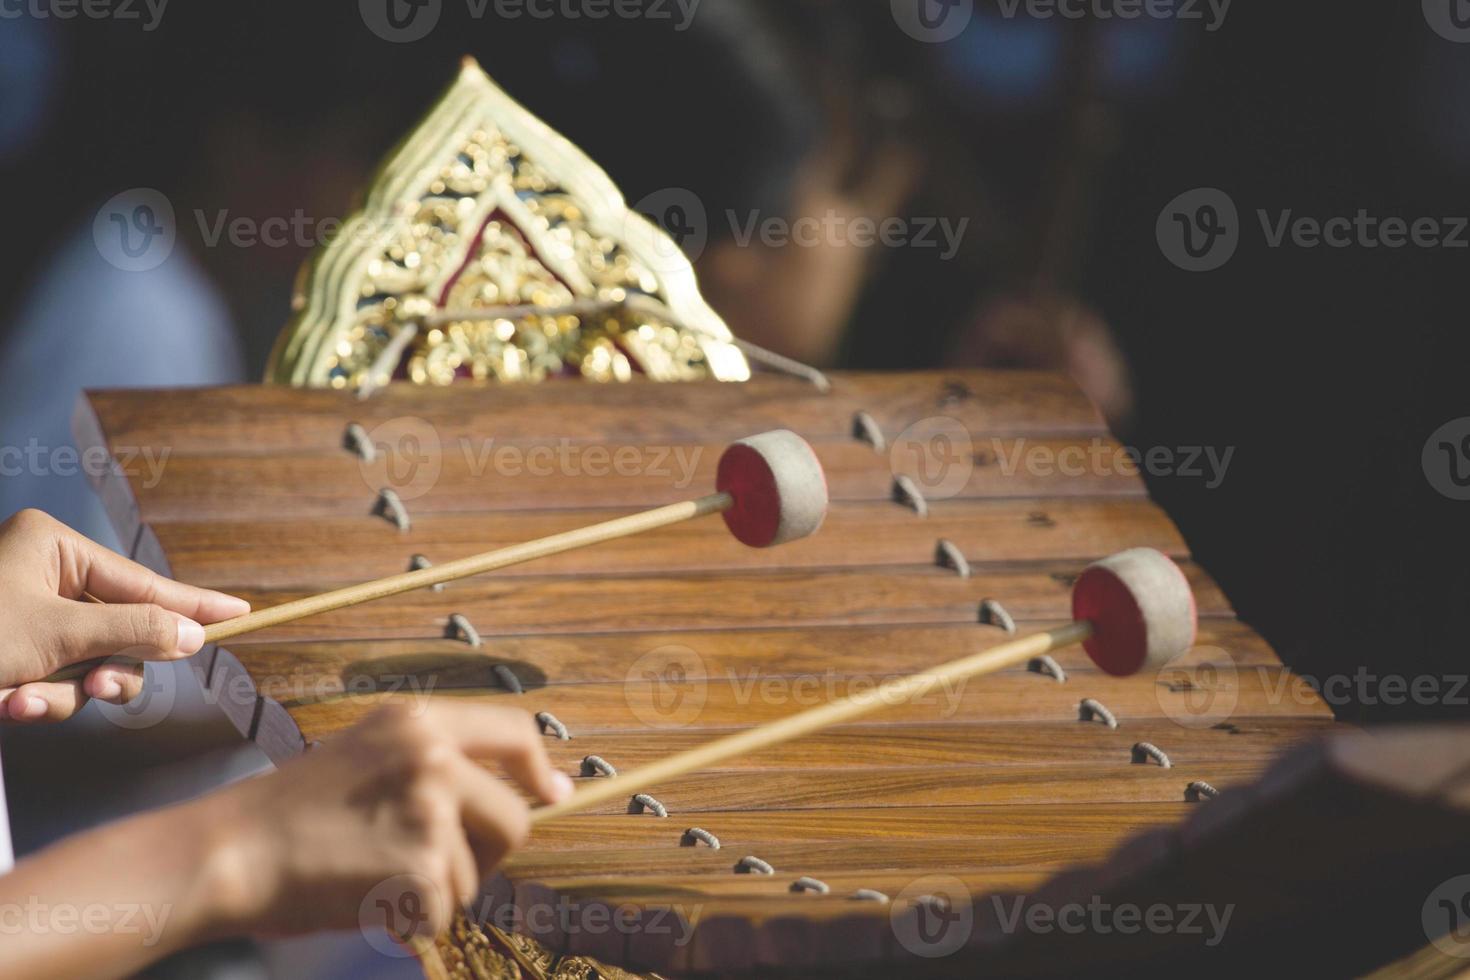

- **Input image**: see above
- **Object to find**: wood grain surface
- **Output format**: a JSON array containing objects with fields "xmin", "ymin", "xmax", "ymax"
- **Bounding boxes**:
[
  {"xmin": 151, "ymin": 497, "xmax": 1181, "ymax": 588},
  {"xmin": 72, "ymin": 373, "xmax": 1356, "ymax": 977}
]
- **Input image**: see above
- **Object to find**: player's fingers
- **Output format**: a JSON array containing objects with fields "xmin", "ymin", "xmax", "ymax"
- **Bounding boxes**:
[
  {"xmin": 452, "ymin": 756, "xmax": 533, "ymax": 879},
  {"xmin": 58, "ymin": 528, "xmax": 250, "ymax": 623},
  {"xmin": 84, "ymin": 663, "xmax": 146, "ymax": 704},
  {"xmin": 53, "ymin": 601, "xmax": 204, "ymax": 665},
  {"xmin": 2, "ymin": 681, "xmax": 88, "ymax": 723},
  {"xmin": 429, "ymin": 703, "xmax": 573, "ymax": 806}
]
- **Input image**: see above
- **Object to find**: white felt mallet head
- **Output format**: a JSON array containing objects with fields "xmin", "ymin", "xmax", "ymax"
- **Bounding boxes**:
[
  {"xmin": 715, "ymin": 430, "xmax": 829, "ymax": 548},
  {"xmin": 1071, "ymin": 547, "xmax": 1198, "ymax": 676}
]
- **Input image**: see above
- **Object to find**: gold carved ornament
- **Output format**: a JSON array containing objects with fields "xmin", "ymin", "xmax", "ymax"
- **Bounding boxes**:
[{"xmin": 267, "ymin": 57, "xmax": 749, "ymax": 391}]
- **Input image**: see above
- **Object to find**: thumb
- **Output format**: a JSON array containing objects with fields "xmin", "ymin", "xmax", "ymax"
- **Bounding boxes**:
[{"xmin": 50, "ymin": 600, "xmax": 205, "ymax": 666}]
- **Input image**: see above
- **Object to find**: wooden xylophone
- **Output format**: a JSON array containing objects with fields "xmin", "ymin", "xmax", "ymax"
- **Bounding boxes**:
[{"xmin": 74, "ymin": 372, "xmax": 1470, "ymax": 978}]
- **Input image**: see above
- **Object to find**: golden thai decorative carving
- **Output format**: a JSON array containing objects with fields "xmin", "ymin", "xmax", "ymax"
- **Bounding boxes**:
[
  {"xmin": 268, "ymin": 58, "xmax": 748, "ymax": 391},
  {"xmin": 428, "ymin": 914, "xmax": 657, "ymax": 980}
]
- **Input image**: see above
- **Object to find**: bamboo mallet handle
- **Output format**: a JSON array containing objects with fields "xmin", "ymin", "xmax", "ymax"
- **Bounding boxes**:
[
  {"xmin": 44, "ymin": 493, "xmax": 732, "ymax": 684},
  {"xmin": 203, "ymin": 492, "xmax": 731, "ymax": 643},
  {"xmin": 531, "ymin": 538, "xmax": 1202, "ymax": 825},
  {"xmin": 529, "ymin": 621, "xmax": 1093, "ymax": 825}
]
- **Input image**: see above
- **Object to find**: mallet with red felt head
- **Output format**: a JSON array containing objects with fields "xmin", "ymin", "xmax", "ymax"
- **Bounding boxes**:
[
  {"xmin": 46, "ymin": 430, "xmax": 829, "ymax": 682},
  {"xmin": 530, "ymin": 547, "xmax": 1199, "ymax": 823}
]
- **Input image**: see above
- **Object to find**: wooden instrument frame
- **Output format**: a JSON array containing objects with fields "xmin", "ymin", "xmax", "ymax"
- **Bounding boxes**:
[{"xmin": 71, "ymin": 372, "xmax": 1470, "ymax": 977}]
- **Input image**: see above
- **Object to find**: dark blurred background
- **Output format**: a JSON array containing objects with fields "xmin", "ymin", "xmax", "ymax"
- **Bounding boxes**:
[{"xmin": 1, "ymin": 0, "xmax": 1467, "ymax": 847}]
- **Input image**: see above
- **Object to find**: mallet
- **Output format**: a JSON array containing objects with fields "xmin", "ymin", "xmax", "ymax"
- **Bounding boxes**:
[
  {"xmin": 45, "ymin": 430, "xmax": 829, "ymax": 683},
  {"xmin": 528, "ymin": 547, "xmax": 1198, "ymax": 824}
]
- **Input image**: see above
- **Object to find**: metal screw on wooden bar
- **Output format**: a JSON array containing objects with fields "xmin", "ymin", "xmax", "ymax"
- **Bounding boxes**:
[
  {"xmin": 891, "ymin": 475, "xmax": 929, "ymax": 516},
  {"xmin": 1078, "ymin": 697, "xmax": 1119, "ymax": 729},
  {"xmin": 1028, "ymin": 655, "xmax": 1067, "ymax": 683},
  {"xmin": 935, "ymin": 539, "xmax": 971, "ymax": 578},
  {"xmin": 979, "ymin": 598, "xmax": 1016, "ymax": 634},
  {"xmin": 629, "ymin": 793, "xmax": 668, "ymax": 817},
  {"xmin": 373, "ymin": 488, "xmax": 411, "ymax": 531},
  {"xmin": 1131, "ymin": 742, "xmax": 1172, "ymax": 768}
]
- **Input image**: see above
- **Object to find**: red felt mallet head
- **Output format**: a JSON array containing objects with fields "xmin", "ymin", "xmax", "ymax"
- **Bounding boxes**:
[
  {"xmin": 715, "ymin": 430, "xmax": 829, "ymax": 548},
  {"xmin": 1071, "ymin": 548, "xmax": 1198, "ymax": 676}
]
